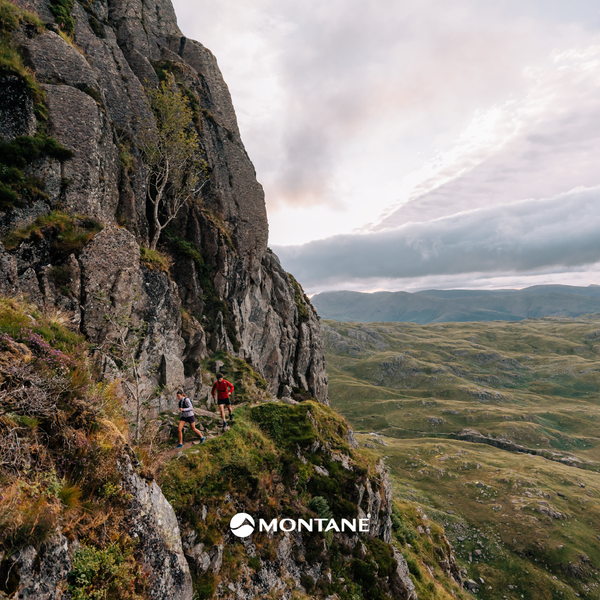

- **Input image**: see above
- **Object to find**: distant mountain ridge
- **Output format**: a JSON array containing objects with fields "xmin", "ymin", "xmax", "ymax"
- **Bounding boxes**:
[{"xmin": 311, "ymin": 285, "xmax": 600, "ymax": 323}]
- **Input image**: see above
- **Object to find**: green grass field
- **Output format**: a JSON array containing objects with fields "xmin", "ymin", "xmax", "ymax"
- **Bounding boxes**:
[{"xmin": 324, "ymin": 316, "xmax": 600, "ymax": 599}]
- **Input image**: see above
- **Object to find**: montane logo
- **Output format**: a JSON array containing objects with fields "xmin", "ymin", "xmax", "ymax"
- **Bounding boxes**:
[
  {"xmin": 229, "ymin": 512, "xmax": 371, "ymax": 538},
  {"xmin": 229, "ymin": 513, "xmax": 256, "ymax": 538}
]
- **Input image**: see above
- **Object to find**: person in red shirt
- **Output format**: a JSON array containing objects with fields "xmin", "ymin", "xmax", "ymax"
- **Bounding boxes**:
[{"xmin": 212, "ymin": 373, "xmax": 234, "ymax": 429}]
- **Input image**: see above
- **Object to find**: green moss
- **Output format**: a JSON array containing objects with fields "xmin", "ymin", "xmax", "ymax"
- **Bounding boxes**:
[
  {"xmin": 87, "ymin": 14, "xmax": 105, "ymax": 38},
  {"xmin": 3, "ymin": 211, "xmax": 103, "ymax": 256},
  {"xmin": 140, "ymin": 246, "xmax": 169, "ymax": 273},
  {"xmin": 0, "ymin": 134, "xmax": 74, "ymax": 211},
  {"xmin": 48, "ymin": 0, "xmax": 75, "ymax": 37},
  {"xmin": 166, "ymin": 231, "xmax": 240, "ymax": 351},
  {"xmin": 249, "ymin": 402, "xmax": 319, "ymax": 449},
  {"xmin": 193, "ymin": 573, "xmax": 217, "ymax": 600},
  {"xmin": 288, "ymin": 273, "xmax": 314, "ymax": 325},
  {"xmin": 201, "ymin": 108, "xmax": 216, "ymax": 123},
  {"xmin": 119, "ymin": 143, "xmax": 134, "ymax": 173},
  {"xmin": 81, "ymin": 86, "xmax": 102, "ymax": 106}
]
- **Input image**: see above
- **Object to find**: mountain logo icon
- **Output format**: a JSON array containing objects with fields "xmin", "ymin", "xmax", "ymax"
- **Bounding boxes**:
[{"xmin": 229, "ymin": 513, "xmax": 255, "ymax": 538}]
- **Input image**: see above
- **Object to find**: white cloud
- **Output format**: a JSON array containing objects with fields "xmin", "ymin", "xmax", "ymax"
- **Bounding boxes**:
[
  {"xmin": 171, "ymin": 0, "xmax": 600, "ymax": 292},
  {"xmin": 372, "ymin": 43, "xmax": 600, "ymax": 230},
  {"xmin": 274, "ymin": 187, "xmax": 600, "ymax": 292}
]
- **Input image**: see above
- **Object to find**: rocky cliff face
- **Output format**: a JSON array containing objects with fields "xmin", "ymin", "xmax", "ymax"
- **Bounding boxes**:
[{"xmin": 1, "ymin": 0, "xmax": 327, "ymax": 410}]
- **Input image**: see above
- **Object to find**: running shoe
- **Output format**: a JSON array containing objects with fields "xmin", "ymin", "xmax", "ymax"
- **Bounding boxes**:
[
  {"xmin": 200, "ymin": 436, "xmax": 206, "ymax": 444},
  {"xmin": 176, "ymin": 443, "xmax": 183, "ymax": 449}
]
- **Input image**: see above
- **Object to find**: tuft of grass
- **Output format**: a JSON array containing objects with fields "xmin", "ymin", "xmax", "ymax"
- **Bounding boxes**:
[
  {"xmin": 67, "ymin": 541, "xmax": 148, "ymax": 600},
  {"xmin": 140, "ymin": 246, "xmax": 170, "ymax": 273},
  {"xmin": 0, "ymin": 0, "xmax": 45, "ymax": 104},
  {"xmin": 0, "ymin": 0, "xmax": 45, "ymax": 34},
  {"xmin": 48, "ymin": 0, "xmax": 75, "ymax": 37},
  {"xmin": 3, "ymin": 210, "xmax": 102, "ymax": 255},
  {"xmin": 58, "ymin": 483, "xmax": 82, "ymax": 508},
  {"xmin": 119, "ymin": 143, "xmax": 134, "ymax": 173},
  {"xmin": 0, "ymin": 478, "xmax": 61, "ymax": 551},
  {"xmin": 0, "ymin": 295, "xmax": 85, "ymax": 354}
]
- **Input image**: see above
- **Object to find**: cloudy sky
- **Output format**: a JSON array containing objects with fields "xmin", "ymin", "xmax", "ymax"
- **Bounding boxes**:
[{"xmin": 172, "ymin": 0, "xmax": 600, "ymax": 293}]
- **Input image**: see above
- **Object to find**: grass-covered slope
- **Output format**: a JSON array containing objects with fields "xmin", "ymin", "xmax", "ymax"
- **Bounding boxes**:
[
  {"xmin": 159, "ymin": 401, "xmax": 467, "ymax": 600},
  {"xmin": 324, "ymin": 317, "xmax": 600, "ymax": 599},
  {"xmin": 0, "ymin": 297, "xmax": 148, "ymax": 599}
]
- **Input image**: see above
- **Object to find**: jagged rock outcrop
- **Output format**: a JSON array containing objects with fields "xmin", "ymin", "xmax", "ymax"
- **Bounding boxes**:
[
  {"xmin": 120, "ymin": 459, "xmax": 194, "ymax": 600},
  {"xmin": 1, "ymin": 0, "xmax": 327, "ymax": 405},
  {"xmin": 0, "ymin": 533, "xmax": 72, "ymax": 600}
]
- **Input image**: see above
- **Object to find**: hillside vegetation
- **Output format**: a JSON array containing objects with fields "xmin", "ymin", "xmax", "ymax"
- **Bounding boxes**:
[
  {"xmin": 324, "ymin": 316, "xmax": 600, "ymax": 600},
  {"xmin": 312, "ymin": 286, "xmax": 600, "ymax": 324},
  {"xmin": 0, "ymin": 296, "xmax": 465, "ymax": 600}
]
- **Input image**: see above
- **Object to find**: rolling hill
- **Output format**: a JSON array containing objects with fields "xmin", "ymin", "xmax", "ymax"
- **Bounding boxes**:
[{"xmin": 311, "ymin": 285, "xmax": 600, "ymax": 324}]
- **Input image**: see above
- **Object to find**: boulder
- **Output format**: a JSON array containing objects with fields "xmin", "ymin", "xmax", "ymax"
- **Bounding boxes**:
[
  {"xmin": 0, "ymin": 533, "xmax": 71, "ymax": 600},
  {"xmin": 121, "ymin": 461, "xmax": 193, "ymax": 600}
]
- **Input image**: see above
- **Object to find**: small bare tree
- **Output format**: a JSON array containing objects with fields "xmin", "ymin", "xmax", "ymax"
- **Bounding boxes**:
[{"xmin": 139, "ymin": 73, "xmax": 208, "ymax": 250}]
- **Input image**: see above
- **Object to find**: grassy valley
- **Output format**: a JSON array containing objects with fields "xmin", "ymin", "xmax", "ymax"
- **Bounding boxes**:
[{"xmin": 324, "ymin": 317, "xmax": 600, "ymax": 599}]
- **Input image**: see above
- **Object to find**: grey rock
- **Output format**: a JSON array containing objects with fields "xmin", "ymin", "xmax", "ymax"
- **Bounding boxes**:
[
  {"xmin": 346, "ymin": 429, "xmax": 359, "ymax": 449},
  {"xmin": 0, "ymin": 533, "xmax": 72, "ymax": 600},
  {"xmin": 0, "ymin": 74, "xmax": 36, "ymax": 140},
  {"xmin": 121, "ymin": 461, "xmax": 193, "ymax": 600},
  {"xmin": 21, "ymin": 30, "xmax": 98, "ymax": 91},
  {"xmin": 187, "ymin": 542, "xmax": 211, "ymax": 573},
  {"xmin": 19, "ymin": 267, "xmax": 43, "ymax": 307},
  {"xmin": 391, "ymin": 547, "xmax": 418, "ymax": 600},
  {"xmin": 538, "ymin": 502, "xmax": 563, "ymax": 519},
  {"xmin": 209, "ymin": 544, "xmax": 224, "ymax": 574},
  {"xmin": 79, "ymin": 226, "xmax": 143, "ymax": 343},
  {"xmin": 161, "ymin": 353, "xmax": 185, "ymax": 391},
  {"xmin": 0, "ymin": 243, "xmax": 19, "ymax": 297},
  {"xmin": 314, "ymin": 465, "xmax": 330, "ymax": 477},
  {"xmin": 44, "ymin": 84, "xmax": 119, "ymax": 222}
]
